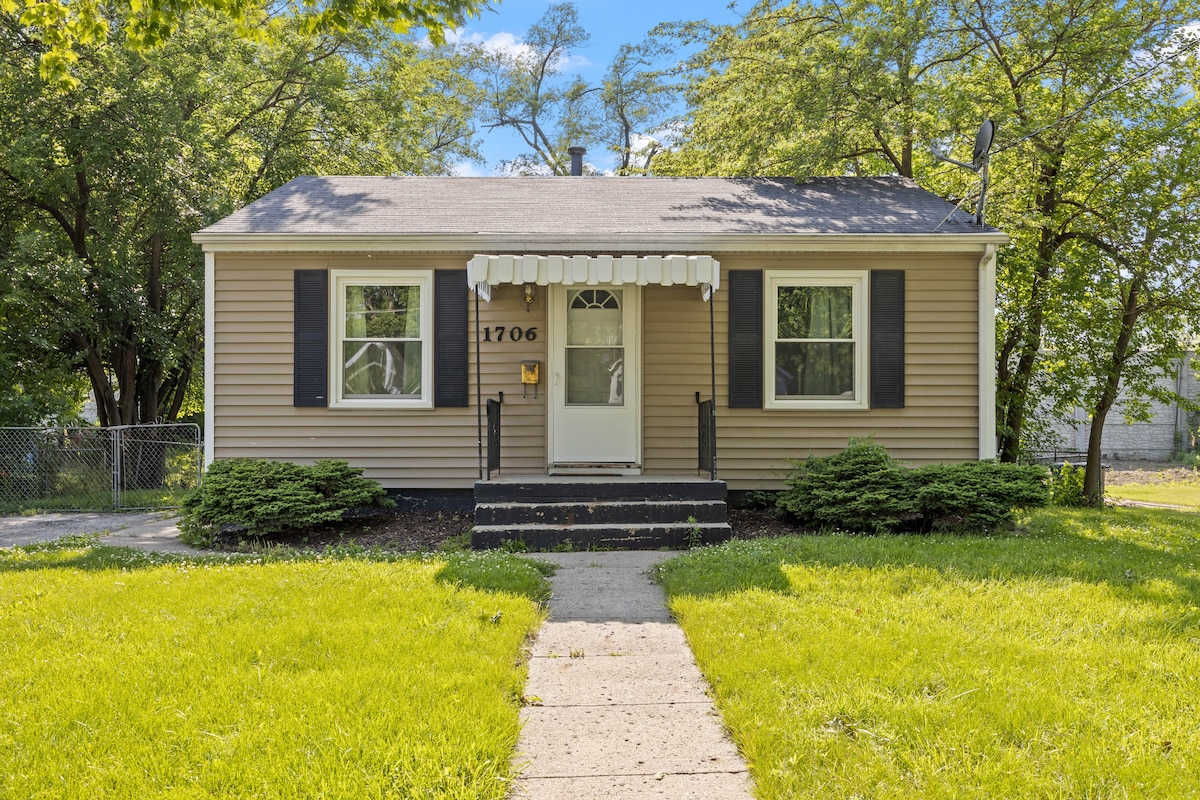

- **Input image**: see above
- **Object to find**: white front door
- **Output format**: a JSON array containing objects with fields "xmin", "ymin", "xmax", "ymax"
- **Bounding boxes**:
[{"xmin": 549, "ymin": 285, "xmax": 641, "ymax": 470}]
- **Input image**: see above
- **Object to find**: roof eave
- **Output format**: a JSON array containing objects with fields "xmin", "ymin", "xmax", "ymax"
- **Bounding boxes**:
[{"xmin": 191, "ymin": 231, "xmax": 1010, "ymax": 254}]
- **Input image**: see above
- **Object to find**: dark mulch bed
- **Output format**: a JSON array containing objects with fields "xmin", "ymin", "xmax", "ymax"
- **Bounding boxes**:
[
  {"xmin": 211, "ymin": 507, "xmax": 796, "ymax": 552},
  {"xmin": 205, "ymin": 462, "xmax": 1193, "ymax": 552}
]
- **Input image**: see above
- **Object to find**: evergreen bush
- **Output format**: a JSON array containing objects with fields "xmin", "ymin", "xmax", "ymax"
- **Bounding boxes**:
[
  {"xmin": 909, "ymin": 461, "xmax": 1049, "ymax": 530},
  {"xmin": 777, "ymin": 439, "xmax": 914, "ymax": 534},
  {"xmin": 179, "ymin": 458, "xmax": 394, "ymax": 546},
  {"xmin": 777, "ymin": 440, "xmax": 1049, "ymax": 534}
]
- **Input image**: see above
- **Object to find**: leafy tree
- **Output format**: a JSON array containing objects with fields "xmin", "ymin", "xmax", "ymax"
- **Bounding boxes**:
[
  {"xmin": 0, "ymin": 195, "xmax": 90, "ymax": 425},
  {"xmin": 1034, "ymin": 46, "xmax": 1200, "ymax": 501},
  {"xmin": 0, "ymin": 10, "xmax": 479, "ymax": 430},
  {"xmin": 470, "ymin": 2, "xmax": 674, "ymax": 175},
  {"xmin": 601, "ymin": 38, "xmax": 673, "ymax": 174},
  {"xmin": 653, "ymin": 0, "xmax": 960, "ymax": 178},
  {"xmin": 2, "ymin": 0, "xmax": 484, "ymax": 87},
  {"xmin": 470, "ymin": 2, "xmax": 598, "ymax": 174},
  {"xmin": 655, "ymin": 0, "xmax": 1200, "ymax": 501},
  {"xmin": 950, "ymin": 0, "xmax": 1200, "ymax": 501}
]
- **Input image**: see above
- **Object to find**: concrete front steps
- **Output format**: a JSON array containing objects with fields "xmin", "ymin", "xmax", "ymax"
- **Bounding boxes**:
[{"xmin": 472, "ymin": 476, "xmax": 733, "ymax": 550}]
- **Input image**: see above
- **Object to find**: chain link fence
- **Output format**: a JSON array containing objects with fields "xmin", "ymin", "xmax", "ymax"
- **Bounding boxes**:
[{"xmin": 0, "ymin": 424, "xmax": 202, "ymax": 513}]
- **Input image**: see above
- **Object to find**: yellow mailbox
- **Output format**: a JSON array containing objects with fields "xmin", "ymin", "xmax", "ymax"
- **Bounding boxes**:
[{"xmin": 521, "ymin": 360, "xmax": 541, "ymax": 398}]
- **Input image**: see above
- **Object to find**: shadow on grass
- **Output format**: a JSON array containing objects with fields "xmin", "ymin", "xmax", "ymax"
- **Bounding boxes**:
[
  {"xmin": 0, "ymin": 535, "xmax": 189, "ymax": 573},
  {"xmin": 0, "ymin": 535, "xmax": 554, "ymax": 603},
  {"xmin": 658, "ymin": 506, "xmax": 1200, "ymax": 604}
]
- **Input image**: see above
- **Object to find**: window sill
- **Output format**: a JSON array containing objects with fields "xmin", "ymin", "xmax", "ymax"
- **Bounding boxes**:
[
  {"xmin": 763, "ymin": 398, "xmax": 869, "ymax": 411},
  {"xmin": 329, "ymin": 398, "xmax": 435, "ymax": 410}
]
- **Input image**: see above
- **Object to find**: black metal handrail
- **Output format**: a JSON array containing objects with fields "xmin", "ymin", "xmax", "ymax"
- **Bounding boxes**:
[
  {"xmin": 697, "ymin": 396, "xmax": 716, "ymax": 479},
  {"xmin": 486, "ymin": 397, "xmax": 502, "ymax": 478}
]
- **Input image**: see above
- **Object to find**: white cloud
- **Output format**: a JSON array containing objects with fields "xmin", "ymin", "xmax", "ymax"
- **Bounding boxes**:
[
  {"xmin": 447, "ymin": 29, "xmax": 536, "ymax": 61},
  {"xmin": 450, "ymin": 161, "xmax": 488, "ymax": 177},
  {"xmin": 447, "ymin": 28, "xmax": 589, "ymax": 71},
  {"xmin": 629, "ymin": 132, "xmax": 659, "ymax": 151}
]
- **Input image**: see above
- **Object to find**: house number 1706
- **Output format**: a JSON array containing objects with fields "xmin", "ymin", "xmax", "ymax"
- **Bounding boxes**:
[{"xmin": 481, "ymin": 326, "xmax": 538, "ymax": 343}]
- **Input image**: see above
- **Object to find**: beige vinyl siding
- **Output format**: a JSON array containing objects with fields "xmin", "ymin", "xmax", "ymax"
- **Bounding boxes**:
[
  {"xmin": 212, "ymin": 254, "xmax": 546, "ymax": 489},
  {"xmin": 641, "ymin": 254, "xmax": 980, "ymax": 490},
  {"xmin": 476, "ymin": 283, "xmax": 547, "ymax": 476},
  {"xmin": 642, "ymin": 285, "xmax": 715, "ymax": 475},
  {"xmin": 212, "ymin": 248, "xmax": 982, "ymax": 491}
]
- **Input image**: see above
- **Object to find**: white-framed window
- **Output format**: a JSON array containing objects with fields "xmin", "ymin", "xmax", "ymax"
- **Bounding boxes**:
[
  {"xmin": 330, "ymin": 270, "xmax": 433, "ymax": 409},
  {"xmin": 764, "ymin": 270, "xmax": 869, "ymax": 410}
]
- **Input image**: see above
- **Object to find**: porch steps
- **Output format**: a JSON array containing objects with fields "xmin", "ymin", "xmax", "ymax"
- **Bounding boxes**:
[{"xmin": 471, "ymin": 478, "xmax": 733, "ymax": 551}]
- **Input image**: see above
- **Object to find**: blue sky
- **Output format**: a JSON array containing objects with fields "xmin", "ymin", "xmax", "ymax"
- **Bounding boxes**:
[{"xmin": 449, "ymin": 0, "xmax": 746, "ymax": 173}]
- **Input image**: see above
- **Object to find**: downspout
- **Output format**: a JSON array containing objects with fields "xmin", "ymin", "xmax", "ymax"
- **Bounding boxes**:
[
  {"xmin": 203, "ymin": 250, "xmax": 215, "ymax": 467},
  {"xmin": 978, "ymin": 243, "xmax": 998, "ymax": 460}
]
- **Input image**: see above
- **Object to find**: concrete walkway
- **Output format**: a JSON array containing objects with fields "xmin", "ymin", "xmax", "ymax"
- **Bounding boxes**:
[
  {"xmin": 511, "ymin": 552, "xmax": 754, "ymax": 800},
  {"xmin": 0, "ymin": 511, "xmax": 196, "ymax": 554}
]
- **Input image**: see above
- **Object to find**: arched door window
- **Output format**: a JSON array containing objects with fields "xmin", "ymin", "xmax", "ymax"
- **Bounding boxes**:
[{"xmin": 565, "ymin": 289, "xmax": 624, "ymax": 405}]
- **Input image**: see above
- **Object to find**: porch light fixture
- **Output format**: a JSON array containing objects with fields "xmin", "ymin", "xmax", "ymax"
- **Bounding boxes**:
[{"xmin": 523, "ymin": 283, "xmax": 536, "ymax": 312}]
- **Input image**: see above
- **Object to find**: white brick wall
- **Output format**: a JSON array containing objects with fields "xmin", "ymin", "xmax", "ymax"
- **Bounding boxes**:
[{"xmin": 1044, "ymin": 355, "xmax": 1196, "ymax": 460}]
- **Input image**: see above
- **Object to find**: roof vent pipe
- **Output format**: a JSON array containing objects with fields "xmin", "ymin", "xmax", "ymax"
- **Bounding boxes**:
[{"xmin": 567, "ymin": 146, "xmax": 586, "ymax": 176}]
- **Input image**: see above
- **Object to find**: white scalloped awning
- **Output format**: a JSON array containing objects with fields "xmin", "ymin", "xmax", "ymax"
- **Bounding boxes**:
[{"xmin": 468, "ymin": 254, "xmax": 720, "ymax": 301}]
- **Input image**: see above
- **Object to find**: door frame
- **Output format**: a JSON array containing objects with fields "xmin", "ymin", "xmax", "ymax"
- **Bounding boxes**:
[{"xmin": 546, "ymin": 283, "xmax": 642, "ymax": 474}]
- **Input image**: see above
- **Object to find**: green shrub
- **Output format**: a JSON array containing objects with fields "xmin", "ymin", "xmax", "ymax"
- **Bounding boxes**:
[
  {"xmin": 777, "ymin": 441, "xmax": 1049, "ymax": 534},
  {"xmin": 777, "ymin": 439, "xmax": 914, "ymax": 534},
  {"xmin": 909, "ymin": 461, "xmax": 1049, "ymax": 530},
  {"xmin": 740, "ymin": 488, "xmax": 781, "ymax": 510},
  {"xmin": 179, "ymin": 459, "xmax": 394, "ymax": 546},
  {"xmin": 1049, "ymin": 461, "xmax": 1089, "ymax": 507}
]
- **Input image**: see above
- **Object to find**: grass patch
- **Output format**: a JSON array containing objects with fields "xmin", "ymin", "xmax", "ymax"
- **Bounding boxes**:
[
  {"xmin": 0, "ymin": 487, "xmax": 192, "ymax": 515},
  {"xmin": 656, "ymin": 507, "xmax": 1200, "ymax": 799},
  {"xmin": 0, "ymin": 538, "xmax": 548, "ymax": 798},
  {"xmin": 1106, "ymin": 480, "xmax": 1200, "ymax": 509}
]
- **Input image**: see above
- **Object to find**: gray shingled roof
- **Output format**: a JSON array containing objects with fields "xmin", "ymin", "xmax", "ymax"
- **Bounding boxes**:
[{"xmin": 197, "ymin": 175, "xmax": 990, "ymax": 237}]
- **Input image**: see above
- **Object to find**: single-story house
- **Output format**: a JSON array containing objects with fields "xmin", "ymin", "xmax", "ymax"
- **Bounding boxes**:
[{"xmin": 193, "ymin": 174, "xmax": 1007, "ymax": 547}]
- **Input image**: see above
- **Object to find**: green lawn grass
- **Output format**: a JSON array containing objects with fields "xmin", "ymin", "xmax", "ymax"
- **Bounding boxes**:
[
  {"xmin": 1106, "ymin": 480, "xmax": 1200, "ymax": 509},
  {"xmin": 0, "ymin": 487, "xmax": 192, "ymax": 515},
  {"xmin": 657, "ymin": 507, "xmax": 1200, "ymax": 799},
  {"xmin": 0, "ymin": 538, "xmax": 549, "ymax": 799}
]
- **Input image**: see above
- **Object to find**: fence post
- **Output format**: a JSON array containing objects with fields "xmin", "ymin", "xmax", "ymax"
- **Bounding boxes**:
[{"xmin": 111, "ymin": 426, "xmax": 122, "ymax": 510}]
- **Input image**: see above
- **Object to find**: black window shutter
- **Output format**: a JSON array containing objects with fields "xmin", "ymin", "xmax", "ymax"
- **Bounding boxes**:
[
  {"xmin": 434, "ymin": 269, "xmax": 469, "ymax": 407},
  {"xmin": 870, "ymin": 270, "xmax": 905, "ymax": 409},
  {"xmin": 728, "ymin": 270, "xmax": 763, "ymax": 409},
  {"xmin": 294, "ymin": 269, "xmax": 328, "ymax": 407}
]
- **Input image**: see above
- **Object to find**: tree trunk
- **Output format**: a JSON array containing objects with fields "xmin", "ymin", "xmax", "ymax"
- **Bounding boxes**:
[
  {"xmin": 72, "ymin": 332, "xmax": 119, "ymax": 428},
  {"xmin": 995, "ymin": 152, "xmax": 1064, "ymax": 461},
  {"xmin": 1084, "ymin": 279, "xmax": 1141, "ymax": 504},
  {"xmin": 1084, "ymin": 405, "xmax": 1110, "ymax": 506},
  {"xmin": 996, "ymin": 256, "xmax": 1048, "ymax": 462}
]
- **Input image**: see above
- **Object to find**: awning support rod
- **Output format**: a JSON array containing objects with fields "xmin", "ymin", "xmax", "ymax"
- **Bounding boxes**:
[
  {"xmin": 475, "ymin": 288, "xmax": 483, "ymax": 480},
  {"xmin": 709, "ymin": 288, "xmax": 717, "ymax": 480}
]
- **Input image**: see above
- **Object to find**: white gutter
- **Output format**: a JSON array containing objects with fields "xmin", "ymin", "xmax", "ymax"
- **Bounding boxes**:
[
  {"xmin": 978, "ymin": 243, "xmax": 998, "ymax": 460},
  {"xmin": 191, "ymin": 232, "xmax": 1009, "ymax": 255}
]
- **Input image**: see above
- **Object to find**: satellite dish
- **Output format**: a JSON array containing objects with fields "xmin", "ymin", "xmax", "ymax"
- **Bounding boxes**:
[
  {"xmin": 972, "ymin": 120, "xmax": 996, "ymax": 171},
  {"xmin": 930, "ymin": 119, "xmax": 997, "ymax": 227}
]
